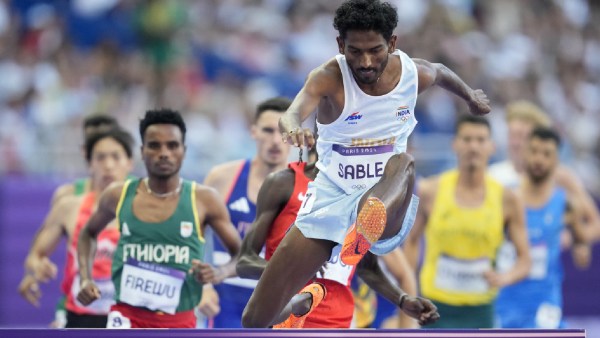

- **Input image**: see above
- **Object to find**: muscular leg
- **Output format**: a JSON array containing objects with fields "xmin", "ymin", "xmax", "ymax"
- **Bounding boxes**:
[
  {"xmin": 241, "ymin": 226, "xmax": 335, "ymax": 328},
  {"xmin": 358, "ymin": 152, "xmax": 416, "ymax": 240},
  {"xmin": 272, "ymin": 292, "xmax": 313, "ymax": 325}
]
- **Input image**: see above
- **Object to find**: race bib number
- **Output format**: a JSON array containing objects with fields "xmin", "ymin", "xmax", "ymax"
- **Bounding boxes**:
[
  {"xmin": 106, "ymin": 310, "xmax": 132, "ymax": 329},
  {"xmin": 529, "ymin": 244, "xmax": 548, "ymax": 280},
  {"xmin": 434, "ymin": 255, "xmax": 491, "ymax": 293},
  {"xmin": 298, "ymin": 187, "xmax": 316, "ymax": 215},
  {"xmin": 119, "ymin": 259, "xmax": 185, "ymax": 314},
  {"xmin": 71, "ymin": 275, "xmax": 115, "ymax": 313},
  {"xmin": 536, "ymin": 302, "xmax": 562, "ymax": 328},
  {"xmin": 329, "ymin": 144, "xmax": 394, "ymax": 194}
]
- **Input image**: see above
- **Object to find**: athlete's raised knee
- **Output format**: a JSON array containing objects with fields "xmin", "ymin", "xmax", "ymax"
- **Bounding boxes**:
[
  {"xmin": 382, "ymin": 152, "xmax": 415, "ymax": 178},
  {"xmin": 390, "ymin": 152, "xmax": 414, "ymax": 167}
]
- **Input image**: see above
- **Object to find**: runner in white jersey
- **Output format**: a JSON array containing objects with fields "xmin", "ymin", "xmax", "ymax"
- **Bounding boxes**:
[{"xmin": 241, "ymin": 0, "xmax": 490, "ymax": 328}]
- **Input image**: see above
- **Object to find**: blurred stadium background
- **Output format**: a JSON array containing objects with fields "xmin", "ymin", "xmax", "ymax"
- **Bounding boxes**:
[{"xmin": 0, "ymin": 0, "xmax": 598, "ymax": 333}]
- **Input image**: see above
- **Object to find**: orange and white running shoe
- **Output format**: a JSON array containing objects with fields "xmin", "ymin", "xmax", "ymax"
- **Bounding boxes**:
[
  {"xmin": 340, "ymin": 197, "xmax": 387, "ymax": 265},
  {"xmin": 273, "ymin": 282, "xmax": 326, "ymax": 329}
]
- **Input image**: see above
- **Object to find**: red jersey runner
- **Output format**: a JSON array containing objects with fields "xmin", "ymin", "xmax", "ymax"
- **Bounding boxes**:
[
  {"xmin": 62, "ymin": 192, "xmax": 119, "ymax": 315},
  {"xmin": 265, "ymin": 162, "xmax": 356, "ymax": 328},
  {"xmin": 265, "ymin": 162, "xmax": 312, "ymax": 260}
]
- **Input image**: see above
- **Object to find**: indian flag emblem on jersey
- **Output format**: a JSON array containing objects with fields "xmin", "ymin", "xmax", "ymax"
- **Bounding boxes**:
[
  {"xmin": 396, "ymin": 106, "xmax": 411, "ymax": 122},
  {"xmin": 180, "ymin": 221, "xmax": 193, "ymax": 238}
]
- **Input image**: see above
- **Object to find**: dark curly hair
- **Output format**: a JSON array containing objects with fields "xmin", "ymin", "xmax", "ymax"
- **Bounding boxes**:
[
  {"xmin": 139, "ymin": 108, "xmax": 187, "ymax": 143},
  {"xmin": 333, "ymin": 0, "xmax": 398, "ymax": 41}
]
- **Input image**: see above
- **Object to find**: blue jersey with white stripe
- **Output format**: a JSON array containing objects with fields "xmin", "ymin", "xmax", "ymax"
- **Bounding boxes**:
[
  {"xmin": 496, "ymin": 188, "xmax": 568, "ymax": 328},
  {"xmin": 211, "ymin": 159, "xmax": 257, "ymax": 328},
  {"xmin": 221, "ymin": 159, "xmax": 256, "ymax": 249},
  {"xmin": 212, "ymin": 159, "xmax": 257, "ymax": 270}
]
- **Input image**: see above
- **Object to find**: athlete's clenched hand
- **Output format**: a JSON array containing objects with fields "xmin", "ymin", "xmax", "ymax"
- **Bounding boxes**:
[
  {"xmin": 401, "ymin": 295, "xmax": 440, "ymax": 326},
  {"xmin": 77, "ymin": 279, "xmax": 101, "ymax": 305}
]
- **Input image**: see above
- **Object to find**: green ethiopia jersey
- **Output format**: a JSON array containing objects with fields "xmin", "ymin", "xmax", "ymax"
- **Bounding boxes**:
[{"xmin": 112, "ymin": 178, "xmax": 205, "ymax": 314}]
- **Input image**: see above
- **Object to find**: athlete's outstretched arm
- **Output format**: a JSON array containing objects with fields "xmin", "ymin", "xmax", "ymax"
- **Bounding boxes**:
[
  {"xmin": 197, "ymin": 165, "xmax": 239, "ymax": 318},
  {"xmin": 237, "ymin": 171, "xmax": 293, "ymax": 280},
  {"xmin": 413, "ymin": 58, "xmax": 490, "ymax": 116},
  {"xmin": 76, "ymin": 183, "xmax": 121, "ymax": 305},
  {"xmin": 19, "ymin": 196, "xmax": 78, "ymax": 306},
  {"xmin": 23, "ymin": 183, "xmax": 77, "ymax": 265},
  {"xmin": 24, "ymin": 196, "xmax": 76, "ymax": 280},
  {"xmin": 357, "ymin": 252, "xmax": 439, "ymax": 326},
  {"xmin": 279, "ymin": 61, "xmax": 339, "ymax": 147},
  {"xmin": 565, "ymin": 195, "xmax": 592, "ymax": 269},
  {"xmin": 484, "ymin": 189, "xmax": 531, "ymax": 287},
  {"xmin": 380, "ymin": 248, "xmax": 419, "ymax": 328},
  {"xmin": 196, "ymin": 187, "xmax": 242, "ymax": 284},
  {"xmin": 557, "ymin": 166, "xmax": 600, "ymax": 243}
]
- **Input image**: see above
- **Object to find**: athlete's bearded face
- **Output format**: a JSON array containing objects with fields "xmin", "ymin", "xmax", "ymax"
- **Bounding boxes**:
[
  {"xmin": 525, "ymin": 137, "xmax": 558, "ymax": 184},
  {"xmin": 337, "ymin": 30, "xmax": 396, "ymax": 85},
  {"xmin": 141, "ymin": 124, "xmax": 185, "ymax": 179},
  {"xmin": 252, "ymin": 111, "xmax": 290, "ymax": 167},
  {"xmin": 453, "ymin": 123, "xmax": 494, "ymax": 172}
]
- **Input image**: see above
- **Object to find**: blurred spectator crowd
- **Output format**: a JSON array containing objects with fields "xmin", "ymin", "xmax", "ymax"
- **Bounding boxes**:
[{"xmin": 0, "ymin": 0, "xmax": 598, "ymax": 197}]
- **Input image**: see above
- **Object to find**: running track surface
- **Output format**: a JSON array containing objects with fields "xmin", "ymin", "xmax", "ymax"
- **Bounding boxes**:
[{"xmin": 0, "ymin": 329, "xmax": 587, "ymax": 338}]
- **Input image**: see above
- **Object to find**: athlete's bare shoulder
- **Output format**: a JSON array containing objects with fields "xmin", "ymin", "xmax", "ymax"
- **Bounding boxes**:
[
  {"xmin": 194, "ymin": 183, "xmax": 226, "ymax": 210},
  {"xmin": 411, "ymin": 58, "xmax": 435, "ymax": 76},
  {"xmin": 411, "ymin": 58, "xmax": 433, "ymax": 68},
  {"xmin": 555, "ymin": 165, "xmax": 582, "ymax": 191},
  {"xmin": 205, "ymin": 160, "xmax": 246, "ymax": 182},
  {"xmin": 320, "ymin": 57, "xmax": 342, "ymax": 77},
  {"xmin": 204, "ymin": 159, "xmax": 246, "ymax": 194},
  {"xmin": 50, "ymin": 183, "xmax": 75, "ymax": 206},
  {"xmin": 267, "ymin": 167, "xmax": 295, "ymax": 186},
  {"xmin": 51, "ymin": 177, "xmax": 92, "ymax": 205},
  {"xmin": 54, "ymin": 193, "xmax": 83, "ymax": 214},
  {"xmin": 411, "ymin": 58, "xmax": 439, "ymax": 93},
  {"xmin": 305, "ymin": 57, "xmax": 343, "ymax": 95},
  {"xmin": 194, "ymin": 183, "xmax": 219, "ymax": 198}
]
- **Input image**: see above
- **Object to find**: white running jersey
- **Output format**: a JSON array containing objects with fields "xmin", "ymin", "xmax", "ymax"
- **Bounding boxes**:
[
  {"xmin": 316, "ymin": 49, "xmax": 418, "ymax": 194},
  {"xmin": 488, "ymin": 160, "xmax": 521, "ymax": 189}
]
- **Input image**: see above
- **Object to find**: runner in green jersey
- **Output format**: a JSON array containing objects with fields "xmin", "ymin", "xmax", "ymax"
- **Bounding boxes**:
[{"xmin": 77, "ymin": 109, "xmax": 241, "ymax": 328}]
